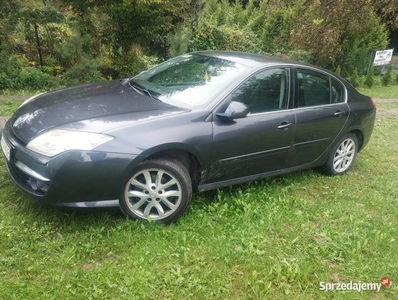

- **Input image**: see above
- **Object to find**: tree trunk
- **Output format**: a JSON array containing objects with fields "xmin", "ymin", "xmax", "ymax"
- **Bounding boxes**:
[{"xmin": 34, "ymin": 22, "xmax": 44, "ymax": 68}]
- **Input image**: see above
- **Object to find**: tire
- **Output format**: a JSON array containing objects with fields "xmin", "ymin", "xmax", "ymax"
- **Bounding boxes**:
[
  {"xmin": 323, "ymin": 133, "xmax": 358, "ymax": 175},
  {"xmin": 120, "ymin": 158, "xmax": 192, "ymax": 224}
]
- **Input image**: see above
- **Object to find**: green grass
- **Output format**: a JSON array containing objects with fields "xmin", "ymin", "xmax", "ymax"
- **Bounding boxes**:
[
  {"xmin": 0, "ymin": 94, "xmax": 30, "ymax": 116},
  {"xmin": 1, "ymin": 99, "xmax": 398, "ymax": 299},
  {"xmin": 0, "ymin": 99, "xmax": 24, "ymax": 115},
  {"xmin": 358, "ymin": 85, "xmax": 398, "ymax": 99}
]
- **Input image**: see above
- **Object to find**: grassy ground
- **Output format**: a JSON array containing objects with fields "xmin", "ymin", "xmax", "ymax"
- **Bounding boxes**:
[
  {"xmin": 0, "ymin": 96, "xmax": 397, "ymax": 299},
  {"xmin": 0, "ymin": 94, "xmax": 30, "ymax": 116},
  {"xmin": 358, "ymin": 85, "xmax": 398, "ymax": 99}
]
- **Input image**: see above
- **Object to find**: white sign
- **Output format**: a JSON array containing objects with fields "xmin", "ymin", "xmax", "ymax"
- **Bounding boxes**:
[{"xmin": 373, "ymin": 49, "xmax": 394, "ymax": 66}]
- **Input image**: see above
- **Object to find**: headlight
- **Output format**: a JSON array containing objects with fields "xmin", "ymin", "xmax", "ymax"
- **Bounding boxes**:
[
  {"xmin": 19, "ymin": 92, "xmax": 45, "ymax": 108},
  {"xmin": 26, "ymin": 130, "xmax": 114, "ymax": 157}
]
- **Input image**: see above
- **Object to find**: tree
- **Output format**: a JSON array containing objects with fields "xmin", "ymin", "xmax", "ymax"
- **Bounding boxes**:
[
  {"xmin": 364, "ymin": 66, "xmax": 375, "ymax": 87},
  {"xmin": 22, "ymin": 8, "xmax": 64, "ymax": 68},
  {"xmin": 290, "ymin": 0, "xmax": 389, "ymax": 75},
  {"xmin": 382, "ymin": 63, "xmax": 393, "ymax": 86},
  {"xmin": 350, "ymin": 68, "xmax": 361, "ymax": 87}
]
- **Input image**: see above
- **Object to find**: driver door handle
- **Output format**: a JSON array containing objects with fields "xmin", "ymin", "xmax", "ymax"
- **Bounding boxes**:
[
  {"xmin": 334, "ymin": 110, "xmax": 344, "ymax": 116},
  {"xmin": 278, "ymin": 122, "xmax": 293, "ymax": 130}
]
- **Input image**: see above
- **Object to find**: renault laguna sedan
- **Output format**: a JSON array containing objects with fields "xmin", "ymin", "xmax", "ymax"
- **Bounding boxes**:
[{"xmin": 1, "ymin": 51, "xmax": 376, "ymax": 223}]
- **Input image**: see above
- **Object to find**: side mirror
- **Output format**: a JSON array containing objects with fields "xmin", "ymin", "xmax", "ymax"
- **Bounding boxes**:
[{"xmin": 216, "ymin": 101, "xmax": 249, "ymax": 120}]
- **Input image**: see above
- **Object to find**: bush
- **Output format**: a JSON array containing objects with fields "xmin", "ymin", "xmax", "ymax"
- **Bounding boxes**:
[
  {"xmin": 0, "ymin": 72, "xmax": 17, "ymax": 90},
  {"xmin": 364, "ymin": 67, "xmax": 375, "ymax": 88},
  {"xmin": 0, "ymin": 54, "xmax": 61, "ymax": 91},
  {"xmin": 382, "ymin": 64, "xmax": 393, "ymax": 86},
  {"xmin": 0, "ymin": 54, "xmax": 26, "ymax": 90},
  {"xmin": 112, "ymin": 47, "xmax": 159, "ymax": 79},
  {"xmin": 189, "ymin": 22, "xmax": 263, "ymax": 53},
  {"xmin": 167, "ymin": 26, "xmax": 191, "ymax": 58},
  {"xmin": 276, "ymin": 50, "xmax": 314, "ymax": 64},
  {"xmin": 350, "ymin": 68, "xmax": 361, "ymax": 88},
  {"xmin": 20, "ymin": 68, "xmax": 60, "ymax": 90},
  {"xmin": 62, "ymin": 56, "xmax": 104, "ymax": 86}
]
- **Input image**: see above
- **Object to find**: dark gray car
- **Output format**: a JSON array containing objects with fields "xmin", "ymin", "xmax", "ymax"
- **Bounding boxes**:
[{"xmin": 0, "ymin": 51, "xmax": 376, "ymax": 223}]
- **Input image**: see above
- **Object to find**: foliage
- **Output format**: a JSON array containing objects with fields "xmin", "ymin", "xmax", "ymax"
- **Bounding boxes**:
[
  {"xmin": 20, "ymin": 67, "xmax": 60, "ymax": 90},
  {"xmin": 189, "ymin": 22, "xmax": 263, "ymax": 53},
  {"xmin": 62, "ymin": 56, "xmax": 103, "ymax": 86},
  {"xmin": 382, "ymin": 63, "xmax": 394, "ymax": 86},
  {"xmin": 0, "ymin": 52, "xmax": 60, "ymax": 91},
  {"xmin": 364, "ymin": 66, "xmax": 375, "ymax": 88},
  {"xmin": 0, "ymin": 0, "xmax": 396, "ymax": 92},
  {"xmin": 350, "ymin": 68, "xmax": 361, "ymax": 88},
  {"xmin": 256, "ymin": 2, "xmax": 296, "ymax": 54},
  {"xmin": 167, "ymin": 26, "xmax": 191, "ymax": 58},
  {"xmin": 290, "ymin": 0, "xmax": 389, "ymax": 76},
  {"xmin": 112, "ymin": 46, "xmax": 159, "ymax": 78},
  {"xmin": 335, "ymin": 65, "xmax": 341, "ymax": 75}
]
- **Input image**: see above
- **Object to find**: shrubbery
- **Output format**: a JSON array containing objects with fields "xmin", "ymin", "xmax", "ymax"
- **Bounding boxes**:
[
  {"xmin": 0, "ymin": 0, "xmax": 395, "ymax": 93},
  {"xmin": 382, "ymin": 64, "xmax": 394, "ymax": 86},
  {"xmin": 350, "ymin": 69, "xmax": 361, "ymax": 87},
  {"xmin": 0, "ymin": 54, "xmax": 60, "ymax": 91},
  {"xmin": 364, "ymin": 67, "xmax": 375, "ymax": 88},
  {"xmin": 189, "ymin": 22, "xmax": 263, "ymax": 53}
]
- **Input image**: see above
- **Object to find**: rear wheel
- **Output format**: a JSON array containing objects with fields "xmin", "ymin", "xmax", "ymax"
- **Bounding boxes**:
[
  {"xmin": 323, "ymin": 133, "xmax": 358, "ymax": 175},
  {"xmin": 120, "ymin": 158, "xmax": 192, "ymax": 224}
]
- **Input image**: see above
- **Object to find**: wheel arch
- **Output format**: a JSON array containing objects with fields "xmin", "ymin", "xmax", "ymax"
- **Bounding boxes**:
[
  {"xmin": 349, "ymin": 129, "xmax": 364, "ymax": 152},
  {"xmin": 123, "ymin": 144, "xmax": 203, "ymax": 192}
]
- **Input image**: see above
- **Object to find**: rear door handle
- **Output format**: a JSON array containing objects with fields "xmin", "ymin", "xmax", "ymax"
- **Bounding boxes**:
[
  {"xmin": 334, "ymin": 110, "xmax": 344, "ymax": 116},
  {"xmin": 278, "ymin": 122, "xmax": 293, "ymax": 130}
]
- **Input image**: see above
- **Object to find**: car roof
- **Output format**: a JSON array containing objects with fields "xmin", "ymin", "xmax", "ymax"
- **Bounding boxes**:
[{"xmin": 192, "ymin": 50, "xmax": 299, "ymax": 68}]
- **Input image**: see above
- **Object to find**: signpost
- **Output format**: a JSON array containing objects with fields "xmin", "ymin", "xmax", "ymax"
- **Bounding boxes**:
[{"xmin": 373, "ymin": 49, "xmax": 394, "ymax": 66}]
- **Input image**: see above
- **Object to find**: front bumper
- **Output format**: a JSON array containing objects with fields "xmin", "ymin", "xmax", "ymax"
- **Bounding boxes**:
[{"xmin": 1, "ymin": 121, "xmax": 138, "ymax": 208}]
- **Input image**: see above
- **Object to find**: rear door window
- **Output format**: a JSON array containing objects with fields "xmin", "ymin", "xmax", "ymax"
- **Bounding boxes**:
[
  {"xmin": 331, "ymin": 77, "xmax": 345, "ymax": 103},
  {"xmin": 296, "ymin": 69, "xmax": 331, "ymax": 107}
]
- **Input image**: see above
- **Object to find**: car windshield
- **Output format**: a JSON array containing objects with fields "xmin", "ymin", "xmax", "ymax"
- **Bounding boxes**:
[{"xmin": 131, "ymin": 54, "xmax": 249, "ymax": 109}]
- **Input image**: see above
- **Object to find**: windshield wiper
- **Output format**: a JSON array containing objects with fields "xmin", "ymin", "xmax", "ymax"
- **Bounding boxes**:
[{"xmin": 129, "ymin": 81, "xmax": 160, "ymax": 101}]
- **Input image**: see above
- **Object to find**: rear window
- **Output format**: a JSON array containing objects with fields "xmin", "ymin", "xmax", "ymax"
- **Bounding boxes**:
[{"xmin": 296, "ymin": 69, "xmax": 345, "ymax": 107}]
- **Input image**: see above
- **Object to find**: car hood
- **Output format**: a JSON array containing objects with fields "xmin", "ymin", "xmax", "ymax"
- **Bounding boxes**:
[{"xmin": 10, "ymin": 80, "xmax": 187, "ymax": 142}]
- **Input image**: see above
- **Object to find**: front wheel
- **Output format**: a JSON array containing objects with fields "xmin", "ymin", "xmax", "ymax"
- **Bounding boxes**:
[
  {"xmin": 323, "ymin": 133, "xmax": 358, "ymax": 175},
  {"xmin": 120, "ymin": 158, "xmax": 192, "ymax": 224}
]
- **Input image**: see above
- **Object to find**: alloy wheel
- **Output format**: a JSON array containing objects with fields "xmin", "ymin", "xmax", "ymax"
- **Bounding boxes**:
[
  {"xmin": 333, "ymin": 138, "xmax": 356, "ymax": 173},
  {"xmin": 124, "ymin": 168, "xmax": 182, "ymax": 221}
]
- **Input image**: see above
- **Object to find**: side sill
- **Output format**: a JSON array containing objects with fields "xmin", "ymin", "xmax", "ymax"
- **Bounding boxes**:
[
  {"xmin": 56, "ymin": 200, "xmax": 120, "ymax": 209},
  {"xmin": 198, "ymin": 161, "xmax": 321, "ymax": 192}
]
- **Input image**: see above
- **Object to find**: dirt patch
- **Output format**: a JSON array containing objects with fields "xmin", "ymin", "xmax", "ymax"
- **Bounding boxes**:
[
  {"xmin": 0, "ymin": 116, "xmax": 9, "ymax": 130},
  {"xmin": 374, "ymin": 98, "xmax": 398, "ymax": 120},
  {"xmin": 374, "ymin": 98, "xmax": 398, "ymax": 103}
]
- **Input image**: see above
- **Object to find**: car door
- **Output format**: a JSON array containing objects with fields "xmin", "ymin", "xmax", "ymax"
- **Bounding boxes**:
[
  {"xmin": 288, "ymin": 68, "xmax": 350, "ymax": 166},
  {"xmin": 209, "ymin": 67, "xmax": 296, "ymax": 182}
]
